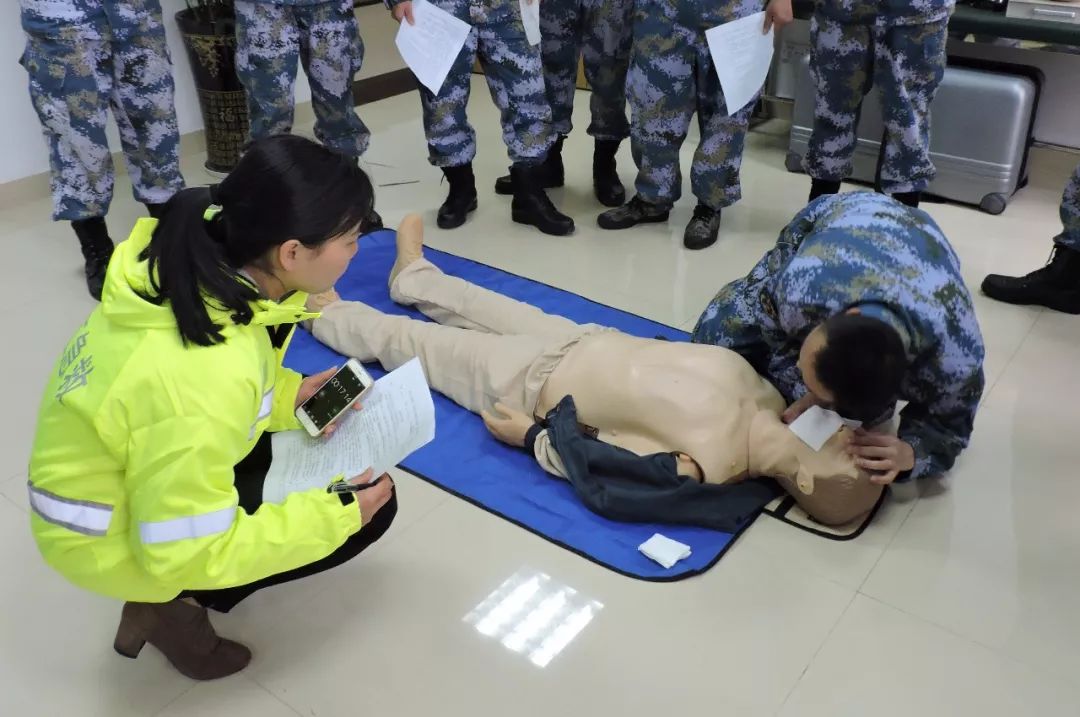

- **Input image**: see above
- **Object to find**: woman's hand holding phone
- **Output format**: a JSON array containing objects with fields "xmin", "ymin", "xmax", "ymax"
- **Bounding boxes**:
[{"xmin": 296, "ymin": 366, "xmax": 364, "ymax": 438}]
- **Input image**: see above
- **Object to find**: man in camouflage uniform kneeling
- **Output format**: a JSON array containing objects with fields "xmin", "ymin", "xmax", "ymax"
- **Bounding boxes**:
[{"xmin": 692, "ymin": 193, "xmax": 985, "ymax": 485}]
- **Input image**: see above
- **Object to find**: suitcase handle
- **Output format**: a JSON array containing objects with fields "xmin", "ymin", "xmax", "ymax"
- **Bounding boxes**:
[{"xmin": 1031, "ymin": 7, "xmax": 1077, "ymax": 18}]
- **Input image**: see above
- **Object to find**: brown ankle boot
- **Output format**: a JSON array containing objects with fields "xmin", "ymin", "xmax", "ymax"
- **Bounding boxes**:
[{"xmin": 113, "ymin": 600, "xmax": 252, "ymax": 680}]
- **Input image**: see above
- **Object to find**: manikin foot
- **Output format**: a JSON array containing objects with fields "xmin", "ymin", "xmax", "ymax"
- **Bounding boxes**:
[
  {"xmin": 390, "ymin": 213, "xmax": 425, "ymax": 288},
  {"xmin": 306, "ymin": 287, "xmax": 342, "ymax": 314}
]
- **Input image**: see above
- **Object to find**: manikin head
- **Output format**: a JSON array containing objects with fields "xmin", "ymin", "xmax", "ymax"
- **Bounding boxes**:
[
  {"xmin": 797, "ymin": 310, "xmax": 907, "ymax": 424},
  {"xmin": 748, "ymin": 410, "xmax": 883, "ymax": 526}
]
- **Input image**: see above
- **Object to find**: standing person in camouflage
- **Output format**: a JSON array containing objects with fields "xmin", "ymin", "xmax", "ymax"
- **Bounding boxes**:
[
  {"xmin": 691, "ymin": 192, "xmax": 985, "ymax": 483},
  {"xmin": 491, "ymin": 0, "xmax": 634, "ymax": 208},
  {"xmin": 19, "ymin": 0, "xmax": 185, "ymax": 301},
  {"xmin": 802, "ymin": 0, "xmax": 955, "ymax": 209},
  {"xmin": 982, "ymin": 163, "xmax": 1080, "ymax": 314},
  {"xmin": 389, "ymin": 0, "xmax": 574, "ymax": 236},
  {"xmin": 235, "ymin": 0, "xmax": 381, "ymax": 228},
  {"xmin": 598, "ymin": 0, "xmax": 794, "ymax": 251}
]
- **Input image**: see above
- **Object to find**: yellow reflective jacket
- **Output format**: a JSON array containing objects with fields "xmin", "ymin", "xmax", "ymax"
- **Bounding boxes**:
[{"xmin": 28, "ymin": 219, "xmax": 361, "ymax": 603}]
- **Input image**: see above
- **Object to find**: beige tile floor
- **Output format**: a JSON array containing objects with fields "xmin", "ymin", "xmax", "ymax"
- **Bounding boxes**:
[{"xmin": 2, "ymin": 79, "xmax": 1080, "ymax": 716}]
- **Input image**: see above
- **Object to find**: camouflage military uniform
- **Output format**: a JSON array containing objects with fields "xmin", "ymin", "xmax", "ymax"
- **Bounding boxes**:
[
  {"xmin": 802, "ymin": 0, "xmax": 954, "ymax": 195},
  {"xmin": 627, "ymin": 0, "xmax": 761, "ymax": 211},
  {"xmin": 390, "ymin": 0, "xmax": 554, "ymax": 167},
  {"xmin": 19, "ymin": 0, "xmax": 184, "ymax": 222},
  {"xmin": 540, "ymin": 0, "xmax": 633, "ymax": 142},
  {"xmin": 235, "ymin": 0, "xmax": 371, "ymax": 157},
  {"xmin": 691, "ymin": 192, "xmax": 985, "ymax": 480},
  {"xmin": 1055, "ymin": 162, "xmax": 1080, "ymax": 251}
]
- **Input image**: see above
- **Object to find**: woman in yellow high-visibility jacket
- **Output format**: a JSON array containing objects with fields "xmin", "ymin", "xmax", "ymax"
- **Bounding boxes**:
[{"xmin": 28, "ymin": 135, "xmax": 397, "ymax": 681}]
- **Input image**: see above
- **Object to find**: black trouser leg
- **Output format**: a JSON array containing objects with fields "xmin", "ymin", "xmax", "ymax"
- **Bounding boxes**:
[{"xmin": 179, "ymin": 433, "xmax": 399, "ymax": 613}]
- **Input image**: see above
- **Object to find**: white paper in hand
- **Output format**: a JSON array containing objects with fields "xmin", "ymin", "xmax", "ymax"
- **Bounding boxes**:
[
  {"xmin": 519, "ymin": 0, "xmax": 541, "ymax": 46},
  {"xmin": 788, "ymin": 404, "xmax": 846, "ymax": 452},
  {"xmin": 704, "ymin": 12, "xmax": 775, "ymax": 116},
  {"xmin": 395, "ymin": 0, "xmax": 472, "ymax": 95},
  {"xmin": 262, "ymin": 358, "xmax": 436, "ymax": 504},
  {"xmin": 639, "ymin": 534, "xmax": 692, "ymax": 569}
]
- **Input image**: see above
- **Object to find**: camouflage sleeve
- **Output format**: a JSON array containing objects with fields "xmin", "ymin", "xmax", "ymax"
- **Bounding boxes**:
[{"xmin": 898, "ymin": 359, "xmax": 984, "ymax": 480}]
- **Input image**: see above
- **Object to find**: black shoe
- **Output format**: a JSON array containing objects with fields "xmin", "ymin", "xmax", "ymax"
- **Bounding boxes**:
[
  {"xmin": 683, "ymin": 204, "xmax": 722, "ymax": 250},
  {"xmin": 495, "ymin": 136, "xmax": 565, "ymax": 195},
  {"xmin": 808, "ymin": 179, "xmax": 841, "ymax": 203},
  {"xmin": 72, "ymin": 217, "xmax": 114, "ymax": 301},
  {"xmin": 597, "ymin": 195, "xmax": 669, "ymax": 230},
  {"xmin": 593, "ymin": 139, "xmax": 625, "ymax": 208},
  {"xmin": 510, "ymin": 163, "xmax": 574, "ymax": 236},
  {"xmin": 437, "ymin": 164, "xmax": 478, "ymax": 230},
  {"xmin": 893, "ymin": 191, "xmax": 921, "ymax": 209},
  {"xmin": 145, "ymin": 202, "xmax": 167, "ymax": 219},
  {"xmin": 981, "ymin": 246, "xmax": 1080, "ymax": 314}
]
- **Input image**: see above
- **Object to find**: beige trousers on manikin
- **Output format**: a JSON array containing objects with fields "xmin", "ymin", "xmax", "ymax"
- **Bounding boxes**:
[{"xmin": 310, "ymin": 258, "xmax": 608, "ymax": 417}]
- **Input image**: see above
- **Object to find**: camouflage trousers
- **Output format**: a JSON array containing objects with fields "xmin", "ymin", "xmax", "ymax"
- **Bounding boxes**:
[
  {"xmin": 539, "ymin": 0, "xmax": 633, "ymax": 142},
  {"xmin": 627, "ymin": 0, "xmax": 760, "ymax": 211},
  {"xmin": 418, "ymin": 0, "xmax": 553, "ymax": 167},
  {"xmin": 235, "ymin": 0, "xmax": 370, "ymax": 157},
  {"xmin": 803, "ymin": 12, "xmax": 948, "ymax": 195},
  {"xmin": 19, "ymin": 0, "xmax": 184, "ymax": 222},
  {"xmin": 1055, "ymin": 163, "xmax": 1080, "ymax": 251}
]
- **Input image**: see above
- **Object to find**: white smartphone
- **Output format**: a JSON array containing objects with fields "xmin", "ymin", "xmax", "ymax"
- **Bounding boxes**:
[{"xmin": 295, "ymin": 358, "xmax": 375, "ymax": 437}]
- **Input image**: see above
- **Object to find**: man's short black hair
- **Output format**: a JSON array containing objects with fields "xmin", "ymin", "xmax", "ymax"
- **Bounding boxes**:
[{"xmin": 814, "ymin": 314, "xmax": 907, "ymax": 423}]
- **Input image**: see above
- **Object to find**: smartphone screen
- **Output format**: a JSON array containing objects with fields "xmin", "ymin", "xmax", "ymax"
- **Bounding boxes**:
[{"xmin": 299, "ymin": 367, "xmax": 369, "ymax": 431}]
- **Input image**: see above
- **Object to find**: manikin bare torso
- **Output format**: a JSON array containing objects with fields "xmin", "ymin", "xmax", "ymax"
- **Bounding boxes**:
[
  {"xmin": 539, "ymin": 333, "xmax": 784, "ymax": 483},
  {"xmin": 539, "ymin": 333, "xmax": 883, "ymax": 525}
]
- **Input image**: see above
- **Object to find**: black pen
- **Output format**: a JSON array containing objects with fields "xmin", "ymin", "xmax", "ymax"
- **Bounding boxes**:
[{"xmin": 327, "ymin": 477, "xmax": 382, "ymax": 494}]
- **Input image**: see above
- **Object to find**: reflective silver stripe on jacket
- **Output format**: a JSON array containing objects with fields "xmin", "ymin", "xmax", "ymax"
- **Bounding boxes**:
[
  {"xmin": 139, "ymin": 505, "xmax": 238, "ymax": 545},
  {"xmin": 250, "ymin": 387, "xmax": 274, "ymax": 440},
  {"xmin": 28, "ymin": 482, "xmax": 113, "ymax": 536}
]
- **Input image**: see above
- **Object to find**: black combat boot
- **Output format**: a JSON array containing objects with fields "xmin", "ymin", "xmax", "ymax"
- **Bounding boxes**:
[
  {"xmin": 981, "ymin": 246, "xmax": 1080, "ymax": 314},
  {"xmin": 437, "ymin": 164, "xmax": 478, "ymax": 230},
  {"xmin": 495, "ymin": 136, "xmax": 565, "ymax": 195},
  {"xmin": 72, "ymin": 217, "xmax": 114, "ymax": 301},
  {"xmin": 893, "ymin": 191, "xmax": 921, "ymax": 209},
  {"xmin": 145, "ymin": 202, "xmax": 167, "ymax": 219},
  {"xmin": 592, "ymin": 139, "xmax": 625, "ymax": 208},
  {"xmin": 597, "ymin": 195, "xmax": 669, "ymax": 230},
  {"xmin": 808, "ymin": 179, "xmax": 841, "ymax": 203},
  {"xmin": 510, "ymin": 163, "xmax": 574, "ymax": 236},
  {"xmin": 683, "ymin": 204, "xmax": 722, "ymax": 250}
]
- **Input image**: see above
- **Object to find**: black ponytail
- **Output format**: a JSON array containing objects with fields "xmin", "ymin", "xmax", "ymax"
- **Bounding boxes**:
[{"xmin": 140, "ymin": 135, "xmax": 375, "ymax": 347}]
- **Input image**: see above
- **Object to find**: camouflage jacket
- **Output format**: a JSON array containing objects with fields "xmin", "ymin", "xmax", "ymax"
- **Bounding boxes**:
[{"xmin": 696, "ymin": 192, "xmax": 985, "ymax": 481}]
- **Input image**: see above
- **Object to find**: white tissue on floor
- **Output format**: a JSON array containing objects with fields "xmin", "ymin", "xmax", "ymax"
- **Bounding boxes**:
[{"xmin": 639, "ymin": 533, "xmax": 692, "ymax": 569}]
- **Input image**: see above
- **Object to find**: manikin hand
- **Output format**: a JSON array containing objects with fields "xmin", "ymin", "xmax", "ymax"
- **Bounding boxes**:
[
  {"xmin": 392, "ymin": 1, "xmax": 415, "ymax": 25},
  {"xmin": 763, "ymin": 0, "xmax": 794, "ymax": 32},
  {"xmin": 781, "ymin": 391, "xmax": 827, "ymax": 424},
  {"xmin": 481, "ymin": 402, "xmax": 535, "ymax": 448},
  {"xmin": 846, "ymin": 428, "xmax": 914, "ymax": 485},
  {"xmin": 296, "ymin": 367, "xmax": 363, "ymax": 438}
]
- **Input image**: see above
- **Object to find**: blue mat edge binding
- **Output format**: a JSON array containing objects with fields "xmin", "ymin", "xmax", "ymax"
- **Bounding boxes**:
[{"xmin": 285, "ymin": 230, "xmax": 763, "ymax": 582}]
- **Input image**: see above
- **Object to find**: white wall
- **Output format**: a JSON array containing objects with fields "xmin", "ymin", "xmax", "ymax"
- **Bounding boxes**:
[{"xmin": 0, "ymin": 0, "xmax": 312, "ymax": 185}]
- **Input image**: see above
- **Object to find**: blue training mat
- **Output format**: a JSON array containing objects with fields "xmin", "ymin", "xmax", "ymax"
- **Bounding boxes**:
[{"xmin": 283, "ymin": 230, "xmax": 753, "ymax": 581}]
